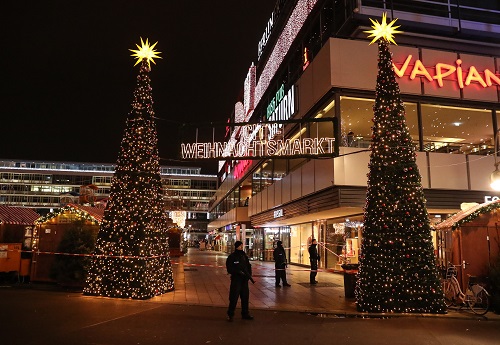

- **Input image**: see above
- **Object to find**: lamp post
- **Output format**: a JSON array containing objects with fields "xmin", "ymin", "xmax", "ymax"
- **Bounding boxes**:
[{"xmin": 490, "ymin": 130, "xmax": 500, "ymax": 190}]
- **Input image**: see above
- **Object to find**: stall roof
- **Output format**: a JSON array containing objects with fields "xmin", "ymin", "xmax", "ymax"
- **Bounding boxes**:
[
  {"xmin": 434, "ymin": 199, "xmax": 500, "ymax": 230},
  {"xmin": 35, "ymin": 204, "xmax": 105, "ymax": 224},
  {"xmin": 0, "ymin": 206, "xmax": 40, "ymax": 225},
  {"xmin": 73, "ymin": 204, "xmax": 105, "ymax": 223}
]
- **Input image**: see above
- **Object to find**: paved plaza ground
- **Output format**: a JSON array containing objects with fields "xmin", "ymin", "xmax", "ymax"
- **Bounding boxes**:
[
  {"xmin": 153, "ymin": 249, "xmax": 499, "ymax": 320},
  {"xmin": 1, "ymin": 248, "xmax": 499, "ymax": 345}
]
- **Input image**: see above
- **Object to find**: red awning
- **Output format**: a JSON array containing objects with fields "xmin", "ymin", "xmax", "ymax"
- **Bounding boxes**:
[
  {"xmin": 0, "ymin": 206, "xmax": 40, "ymax": 225},
  {"xmin": 69, "ymin": 204, "xmax": 105, "ymax": 223}
]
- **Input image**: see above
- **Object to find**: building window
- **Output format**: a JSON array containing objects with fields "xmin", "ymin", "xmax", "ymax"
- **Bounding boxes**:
[
  {"xmin": 340, "ymin": 96, "xmax": 419, "ymax": 148},
  {"xmin": 421, "ymin": 104, "xmax": 492, "ymax": 154}
]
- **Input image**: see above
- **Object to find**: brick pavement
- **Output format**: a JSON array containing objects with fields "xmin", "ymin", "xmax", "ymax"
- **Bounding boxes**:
[{"xmin": 150, "ymin": 248, "xmax": 500, "ymax": 320}]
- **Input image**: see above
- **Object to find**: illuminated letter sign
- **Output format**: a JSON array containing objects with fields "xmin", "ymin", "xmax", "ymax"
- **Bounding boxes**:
[
  {"xmin": 393, "ymin": 55, "xmax": 500, "ymax": 89},
  {"xmin": 274, "ymin": 209, "xmax": 284, "ymax": 218},
  {"xmin": 485, "ymin": 195, "xmax": 500, "ymax": 203},
  {"xmin": 234, "ymin": 160, "xmax": 252, "ymax": 179},
  {"xmin": 258, "ymin": 13, "xmax": 275, "ymax": 60},
  {"xmin": 180, "ymin": 116, "xmax": 337, "ymax": 160},
  {"xmin": 266, "ymin": 85, "xmax": 296, "ymax": 140},
  {"xmin": 303, "ymin": 47, "xmax": 310, "ymax": 70},
  {"xmin": 181, "ymin": 136, "xmax": 335, "ymax": 160}
]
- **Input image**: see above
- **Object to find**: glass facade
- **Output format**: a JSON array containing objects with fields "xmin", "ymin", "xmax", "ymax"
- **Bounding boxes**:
[
  {"xmin": 213, "ymin": 92, "xmax": 499, "ymax": 262},
  {"xmin": 421, "ymin": 104, "xmax": 493, "ymax": 155},
  {"xmin": 340, "ymin": 96, "xmax": 495, "ymax": 154}
]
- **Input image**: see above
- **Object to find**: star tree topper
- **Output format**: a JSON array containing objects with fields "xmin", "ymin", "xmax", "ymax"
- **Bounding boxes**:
[
  {"xmin": 130, "ymin": 37, "xmax": 162, "ymax": 68},
  {"xmin": 364, "ymin": 12, "xmax": 403, "ymax": 45}
]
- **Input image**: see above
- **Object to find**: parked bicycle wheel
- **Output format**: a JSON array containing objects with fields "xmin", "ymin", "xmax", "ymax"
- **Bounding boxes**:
[
  {"xmin": 467, "ymin": 286, "xmax": 490, "ymax": 315},
  {"xmin": 441, "ymin": 279, "xmax": 455, "ymax": 307}
]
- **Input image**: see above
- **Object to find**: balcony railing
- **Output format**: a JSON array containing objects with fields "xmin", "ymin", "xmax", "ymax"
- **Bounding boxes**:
[{"xmin": 359, "ymin": 0, "xmax": 500, "ymax": 35}]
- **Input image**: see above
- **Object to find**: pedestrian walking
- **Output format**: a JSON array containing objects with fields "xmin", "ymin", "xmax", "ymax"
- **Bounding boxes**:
[
  {"xmin": 308, "ymin": 239, "xmax": 320, "ymax": 284},
  {"xmin": 226, "ymin": 241, "xmax": 255, "ymax": 321},
  {"xmin": 273, "ymin": 240, "xmax": 291, "ymax": 287}
]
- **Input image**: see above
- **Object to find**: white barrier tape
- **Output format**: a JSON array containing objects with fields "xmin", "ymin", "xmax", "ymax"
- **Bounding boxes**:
[
  {"xmin": 1, "ymin": 248, "xmax": 170, "ymax": 260},
  {"xmin": 1, "ymin": 249, "xmax": 333, "ymax": 273}
]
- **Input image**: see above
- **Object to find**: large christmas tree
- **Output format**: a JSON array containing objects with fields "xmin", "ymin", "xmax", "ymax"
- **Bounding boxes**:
[
  {"xmin": 84, "ymin": 38, "xmax": 174, "ymax": 299},
  {"xmin": 355, "ymin": 15, "xmax": 445, "ymax": 313}
]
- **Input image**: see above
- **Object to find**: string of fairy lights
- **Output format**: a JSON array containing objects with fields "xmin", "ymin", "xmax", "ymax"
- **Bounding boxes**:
[
  {"xmin": 254, "ymin": 0, "xmax": 317, "ymax": 118},
  {"xmin": 354, "ymin": 14, "xmax": 446, "ymax": 314},
  {"xmin": 34, "ymin": 204, "xmax": 101, "ymax": 225},
  {"xmin": 83, "ymin": 39, "xmax": 174, "ymax": 299},
  {"xmin": 37, "ymin": 11, "xmax": 470, "ymax": 311}
]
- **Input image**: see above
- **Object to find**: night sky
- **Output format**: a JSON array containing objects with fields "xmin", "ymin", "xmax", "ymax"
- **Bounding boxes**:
[{"xmin": 1, "ymin": 1, "xmax": 277, "ymax": 174}]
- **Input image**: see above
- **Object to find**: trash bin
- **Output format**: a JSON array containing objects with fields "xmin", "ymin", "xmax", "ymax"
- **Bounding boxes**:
[{"xmin": 341, "ymin": 264, "xmax": 359, "ymax": 298}]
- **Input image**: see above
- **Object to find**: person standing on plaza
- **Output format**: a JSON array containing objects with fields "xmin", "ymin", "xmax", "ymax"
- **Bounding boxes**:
[
  {"xmin": 308, "ymin": 239, "xmax": 320, "ymax": 284},
  {"xmin": 226, "ymin": 241, "xmax": 255, "ymax": 321},
  {"xmin": 273, "ymin": 240, "xmax": 291, "ymax": 287}
]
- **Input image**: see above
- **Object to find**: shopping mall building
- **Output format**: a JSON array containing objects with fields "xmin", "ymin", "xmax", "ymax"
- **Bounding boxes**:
[{"xmin": 207, "ymin": 0, "xmax": 500, "ymax": 270}]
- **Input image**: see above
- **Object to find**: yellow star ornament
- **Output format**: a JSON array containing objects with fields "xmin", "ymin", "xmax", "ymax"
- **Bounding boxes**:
[
  {"xmin": 129, "ymin": 37, "xmax": 162, "ymax": 68},
  {"xmin": 364, "ymin": 12, "xmax": 403, "ymax": 45}
]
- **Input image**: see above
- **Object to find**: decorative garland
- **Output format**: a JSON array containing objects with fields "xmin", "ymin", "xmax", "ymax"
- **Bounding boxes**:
[
  {"xmin": 451, "ymin": 201, "xmax": 500, "ymax": 230},
  {"xmin": 35, "ymin": 205, "xmax": 100, "ymax": 225}
]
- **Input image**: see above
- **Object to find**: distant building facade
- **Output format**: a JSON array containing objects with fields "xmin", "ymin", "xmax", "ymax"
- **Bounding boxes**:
[{"xmin": 0, "ymin": 159, "xmax": 217, "ymax": 232}]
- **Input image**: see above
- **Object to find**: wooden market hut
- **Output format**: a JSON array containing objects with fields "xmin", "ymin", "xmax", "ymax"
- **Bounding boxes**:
[
  {"xmin": 434, "ymin": 200, "xmax": 500, "ymax": 290},
  {"xmin": 31, "ymin": 204, "xmax": 104, "ymax": 282},
  {"xmin": 0, "ymin": 205, "xmax": 39, "ymax": 244},
  {"xmin": 0, "ymin": 206, "xmax": 40, "ymax": 277}
]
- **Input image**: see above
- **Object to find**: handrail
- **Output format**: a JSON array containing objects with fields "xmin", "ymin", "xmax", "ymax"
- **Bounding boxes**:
[{"xmin": 360, "ymin": 0, "xmax": 500, "ymax": 27}]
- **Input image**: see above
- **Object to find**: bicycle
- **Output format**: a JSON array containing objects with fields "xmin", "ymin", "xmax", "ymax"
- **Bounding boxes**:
[{"xmin": 441, "ymin": 261, "xmax": 491, "ymax": 315}]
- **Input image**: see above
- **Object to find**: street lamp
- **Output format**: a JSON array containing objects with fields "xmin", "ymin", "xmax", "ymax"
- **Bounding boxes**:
[{"xmin": 491, "ymin": 130, "xmax": 500, "ymax": 190}]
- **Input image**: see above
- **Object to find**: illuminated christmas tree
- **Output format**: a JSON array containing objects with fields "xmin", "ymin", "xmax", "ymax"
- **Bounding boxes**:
[
  {"xmin": 355, "ymin": 15, "xmax": 445, "ymax": 313},
  {"xmin": 84, "ymin": 38, "xmax": 174, "ymax": 299}
]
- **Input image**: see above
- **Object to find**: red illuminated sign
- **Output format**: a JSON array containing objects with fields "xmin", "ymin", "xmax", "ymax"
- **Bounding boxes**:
[
  {"xmin": 234, "ymin": 160, "xmax": 252, "ymax": 180},
  {"xmin": 393, "ymin": 55, "xmax": 500, "ymax": 89}
]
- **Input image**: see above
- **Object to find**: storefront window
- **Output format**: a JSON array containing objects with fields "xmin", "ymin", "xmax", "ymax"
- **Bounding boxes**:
[
  {"xmin": 263, "ymin": 227, "xmax": 280, "ymax": 261},
  {"xmin": 421, "ymin": 104, "xmax": 493, "ymax": 154},
  {"xmin": 325, "ymin": 220, "xmax": 345, "ymax": 270},
  {"xmin": 252, "ymin": 229, "xmax": 264, "ymax": 261},
  {"xmin": 290, "ymin": 223, "xmax": 313, "ymax": 265},
  {"xmin": 344, "ymin": 219, "xmax": 363, "ymax": 265},
  {"xmin": 244, "ymin": 228, "xmax": 255, "ymax": 259},
  {"xmin": 279, "ymin": 227, "xmax": 291, "ymax": 263}
]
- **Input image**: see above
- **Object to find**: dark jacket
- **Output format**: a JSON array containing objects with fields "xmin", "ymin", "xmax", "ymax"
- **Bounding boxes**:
[
  {"xmin": 308, "ymin": 243, "xmax": 320, "ymax": 262},
  {"xmin": 226, "ymin": 249, "xmax": 252, "ymax": 280},
  {"xmin": 273, "ymin": 245, "xmax": 287, "ymax": 267}
]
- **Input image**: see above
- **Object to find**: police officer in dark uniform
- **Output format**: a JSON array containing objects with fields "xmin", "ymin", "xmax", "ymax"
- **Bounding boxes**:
[
  {"xmin": 308, "ymin": 239, "xmax": 320, "ymax": 284},
  {"xmin": 226, "ymin": 241, "xmax": 254, "ymax": 321},
  {"xmin": 273, "ymin": 240, "xmax": 291, "ymax": 287}
]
